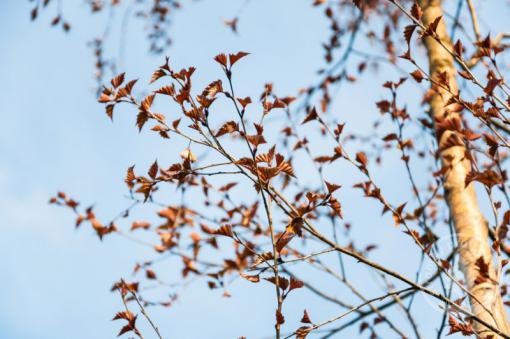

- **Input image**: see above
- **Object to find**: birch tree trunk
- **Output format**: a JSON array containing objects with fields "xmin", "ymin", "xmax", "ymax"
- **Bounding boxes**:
[{"xmin": 418, "ymin": 0, "xmax": 510, "ymax": 336}]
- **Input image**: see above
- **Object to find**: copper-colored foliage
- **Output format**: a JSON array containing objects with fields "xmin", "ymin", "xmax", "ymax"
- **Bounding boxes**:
[{"xmin": 43, "ymin": 0, "xmax": 510, "ymax": 338}]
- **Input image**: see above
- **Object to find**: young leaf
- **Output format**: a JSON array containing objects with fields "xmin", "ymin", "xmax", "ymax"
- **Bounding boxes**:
[
  {"xmin": 229, "ymin": 52, "xmax": 250, "ymax": 66},
  {"xmin": 301, "ymin": 310, "xmax": 312, "ymax": 324}
]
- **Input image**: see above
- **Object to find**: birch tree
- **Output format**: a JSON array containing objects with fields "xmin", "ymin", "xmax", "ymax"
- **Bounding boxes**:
[{"xmin": 33, "ymin": 0, "xmax": 510, "ymax": 337}]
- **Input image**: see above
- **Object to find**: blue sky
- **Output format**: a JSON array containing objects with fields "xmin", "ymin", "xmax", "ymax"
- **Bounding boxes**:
[{"xmin": 1, "ymin": 1, "xmax": 509, "ymax": 338}]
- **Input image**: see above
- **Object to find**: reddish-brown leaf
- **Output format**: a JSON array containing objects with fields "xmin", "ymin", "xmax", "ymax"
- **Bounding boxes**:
[
  {"xmin": 276, "ymin": 310, "xmax": 285, "ymax": 325},
  {"xmin": 290, "ymin": 276, "xmax": 304, "ymax": 290},
  {"xmin": 411, "ymin": 2, "xmax": 422, "ymax": 21},
  {"xmin": 229, "ymin": 51, "xmax": 250, "ymax": 66},
  {"xmin": 214, "ymin": 53, "xmax": 228, "ymax": 67},
  {"xmin": 325, "ymin": 181, "xmax": 342, "ymax": 194},
  {"xmin": 410, "ymin": 69, "xmax": 425, "ymax": 83},
  {"xmin": 276, "ymin": 232, "xmax": 295, "ymax": 252},
  {"xmin": 131, "ymin": 221, "xmax": 151, "ymax": 231},
  {"xmin": 146, "ymin": 269, "xmax": 157, "ymax": 279},
  {"xmin": 356, "ymin": 152, "xmax": 368, "ymax": 167},
  {"xmin": 216, "ymin": 121, "xmax": 239, "ymax": 137},
  {"xmin": 301, "ymin": 310, "xmax": 312, "ymax": 324},
  {"xmin": 125, "ymin": 165, "xmax": 136, "ymax": 189},
  {"xmin": 150, "ymin": 69, "xmax": 166, "ymax": 84},
  {"xmin": 287, "ymin": 217, "xmax": 304, "ymax": 237},
  {"xmin": 302, "ymin": 107, "xmax": 319, "ymax": 124},
  {"xmin": 214, "ymin": 224, "xmax": 234, "ymax": 238},
  {"xmin": 148, "ymin": 160, "xmax": 158, "ymax": 179},
  {"xmin": 111, "ymin": 72, "xmax": 125, "ymax": 88},
  {"xmin": 136, "ymin": 112, "xmax": 149, "ymax": 131},
  {"xmin": 237, "ymin": 96, "xmax": 252, "ymax": 108},
  {"xmin": 155, "ymin": 85, "xmax": 175, "ymax": 96}
]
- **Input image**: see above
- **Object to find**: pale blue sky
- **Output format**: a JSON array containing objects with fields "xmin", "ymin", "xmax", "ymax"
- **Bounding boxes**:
[{"xmin": 1, "ymin": 1, "xmax": 509, "ymax": 338}]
